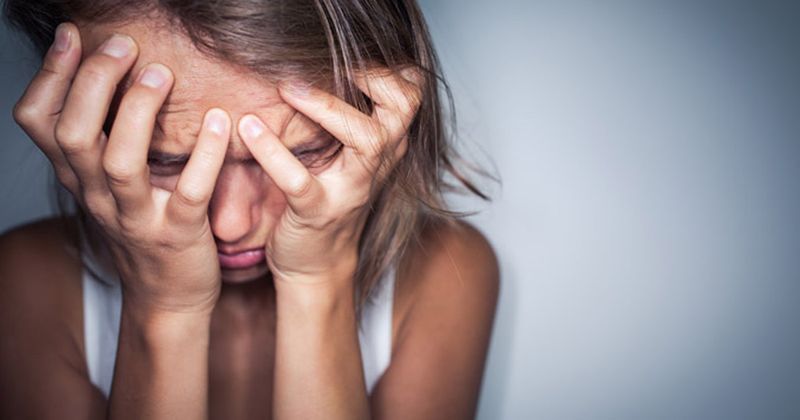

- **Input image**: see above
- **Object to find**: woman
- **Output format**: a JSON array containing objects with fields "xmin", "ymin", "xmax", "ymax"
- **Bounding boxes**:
[{"xmin": 0, "ymin": 1, "xmax": 499, "ymax": 419}]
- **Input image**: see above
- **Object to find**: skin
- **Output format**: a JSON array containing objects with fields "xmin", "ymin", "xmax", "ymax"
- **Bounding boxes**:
[{"xmin": 0, "ymin": 17, "xmax": 499, "ymax": 420}]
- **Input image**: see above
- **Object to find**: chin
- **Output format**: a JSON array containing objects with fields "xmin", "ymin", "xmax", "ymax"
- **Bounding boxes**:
[{"xmin": 220, "ymin": 264, "xmax": 270, "ymax": 284}]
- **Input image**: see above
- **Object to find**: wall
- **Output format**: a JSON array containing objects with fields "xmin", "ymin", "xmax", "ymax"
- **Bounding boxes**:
[
  {"xmin": 419, "ymin": 1, "xmax": 800, "ymax": 419},
  {"xmin": 3, "ymin": 2, "xmax": 800, "ymax": 419}
]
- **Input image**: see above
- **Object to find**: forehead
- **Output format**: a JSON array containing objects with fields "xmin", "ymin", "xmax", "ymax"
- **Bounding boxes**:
[{"xmin": 78, "ymin": 19, "xmax": 319, "ymax": 157}]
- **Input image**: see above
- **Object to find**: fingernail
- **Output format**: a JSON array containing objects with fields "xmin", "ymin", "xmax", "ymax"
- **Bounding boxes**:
[
  {"xmin": 138, "ymin": 64, "xmax": 169, "ymax": 88},
  {"xmin": 281, "ymin": 81, "xmax": 310, "ymax": 98},
  {"xmin": 100, "ymin": 34, "xmax": 134, "ymax": 58},
  {"xmin": 53, "ymin": 23, "xmax": 71, "ymax": 53},
  {"xmin": 205, "ymin": 109, "xmax": 228, "ymax": 136},
  {"xmin": 240, "ymin": 115, "xmax": 265, "ymax": 139}
]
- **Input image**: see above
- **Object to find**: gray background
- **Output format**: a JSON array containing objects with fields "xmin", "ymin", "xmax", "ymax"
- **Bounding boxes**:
[{"xmin": 2, "ymin": 1, "xmax": 800, "ymax": 419}]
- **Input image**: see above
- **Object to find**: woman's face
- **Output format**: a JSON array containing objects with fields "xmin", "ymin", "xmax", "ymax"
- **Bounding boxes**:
[{"xmin": 79, "ymin": 20, "xmax": 331, "ymax": 284}]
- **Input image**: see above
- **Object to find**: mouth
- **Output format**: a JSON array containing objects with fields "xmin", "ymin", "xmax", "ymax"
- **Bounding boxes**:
[{"xmin": 217, "ymin": 247, "xmax": 266, "ymax": 270}]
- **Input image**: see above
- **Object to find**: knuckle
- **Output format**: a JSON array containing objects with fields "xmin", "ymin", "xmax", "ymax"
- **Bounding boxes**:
[
  {"xmin": 54, "ymin": 122, "xmax": 90, "ymax": 154},
  {"xmin": 12, "ymin": 101, "xmax": 40, "ymax": 127},
  {"xmin": 103, "ymin": 159, "xmax": 138, "ymax": 187},
  {"xmin": 38, "ymin": 62, "xmax": 70, "ymax": 85},
  {"xmin": 76, "ymin": 60, "xmax": 114, "ymax": 87},
  {"xmin": 38, "ymin": 63, "xmax": 61, "ymax": 78},
  {"xmin": 389, "ymin": 74, "xmax": 422, "ymax": 114},
  {"xmin": 119, "ymin": 87, "xmax": 159, "ymax": 113},
  {"xmin": 174, "ymin": 186, "xmax": 208, "ymax": 209},
  {"xmin": 11, "ymin": 101, "xmax": 27, "ymax": 124},
  {"xmin": 286, "ymin": 174, "xmax": 313, "ymax": 198},
  {"xmin": 396, "ymin": 99, "xmax": 418, "ymax": 121}
]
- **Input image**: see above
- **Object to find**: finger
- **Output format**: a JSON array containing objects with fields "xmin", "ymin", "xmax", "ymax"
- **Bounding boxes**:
[
  {"xmin": 104, "ymin": 63, "xmax": 174, "ymax": 216},
  {"xmin": 12, "ymin": 23, "xmax": 82, "ymax": 191},
  {"xmin": 238, "ymin": 114, "xmax": 325, "ymax": 216},
  {"xmin": 54, "ymin": 34, "xmax": 138, "ymax": 197},
  {"xmin": 166, "ymin": 108, "xmax": 232, "ymax": 225},
  {"xmin": 278, "ymin": 83, "xmax": 387, "ymax": 159},
  {"xmin": 352, "ymin": 67, "xmax": 424, "ymax": 140},
  {"xmin": 352, "ymin": 67, "xmax": 423, "ymax": 117}
]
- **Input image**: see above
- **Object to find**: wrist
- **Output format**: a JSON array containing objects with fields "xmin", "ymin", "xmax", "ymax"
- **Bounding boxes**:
[
  {"xmin": 121, "ymin": 298, "xmax": 213, "ymax": 345},
  {"xmin": 114, "ymin": 297, "xmax": 212, "ymax": 419},
  {"xmin": 273, "ymin": 271, "xmax": 356, "ymax": 315},
  {"xmin": 270, "ymin": 248, "xmax": 357, "ymax": 287},
  {"xmin": 119, "ymin": 279, "xmax": 220, "ymax": 317}
]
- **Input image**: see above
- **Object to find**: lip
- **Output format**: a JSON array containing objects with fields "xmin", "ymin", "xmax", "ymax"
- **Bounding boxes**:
[{"xmin": 217, "ymin": 247, "xmax": 266, "ymax": 270}]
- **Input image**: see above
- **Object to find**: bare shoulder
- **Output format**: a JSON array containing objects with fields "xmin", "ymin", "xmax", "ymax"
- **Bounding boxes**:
[
  {"xmin": 376, "ymin": 218, "xmax": 499, "ymax": 419},
  {"xmin": 393, "ymin": 217, "xmax": 500, "ymax": 328},
  {"xmin": 0, "ymin": 216, "xmax": 84, "ymax": 319},
  {"xmin": 0, "ymin": 216, "xmax": 95, "ymax": 417}
]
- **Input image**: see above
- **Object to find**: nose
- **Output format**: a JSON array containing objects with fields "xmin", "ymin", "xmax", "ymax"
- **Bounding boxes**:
[{"xmin": 208, "ymin": 165, "xmax": 261, "ymax": 245}]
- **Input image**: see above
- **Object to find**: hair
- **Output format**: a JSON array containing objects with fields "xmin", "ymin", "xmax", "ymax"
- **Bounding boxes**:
[{"xmin": 3, "ymin": 0, "xmax": 490, "ymax": 313}]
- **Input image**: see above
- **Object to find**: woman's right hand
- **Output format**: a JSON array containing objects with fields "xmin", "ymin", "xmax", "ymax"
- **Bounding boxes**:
[{"xmin": 12, "ymin": 23, "xmax": 231, "ymax": 315}]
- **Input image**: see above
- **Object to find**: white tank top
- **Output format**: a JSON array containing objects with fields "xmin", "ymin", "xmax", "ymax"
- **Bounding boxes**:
[{"xmin": 78, "ymin": 229, "xmax": 395, "ymax": 397}]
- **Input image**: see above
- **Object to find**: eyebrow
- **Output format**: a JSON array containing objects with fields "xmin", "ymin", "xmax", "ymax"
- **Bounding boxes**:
[
  {"xmin": 146, "ymin": 98, "xmax": 332, "ymax": 162},
  {"xmin": 147, "ymin": 135, "xmax": 335, "ymax": 163}
]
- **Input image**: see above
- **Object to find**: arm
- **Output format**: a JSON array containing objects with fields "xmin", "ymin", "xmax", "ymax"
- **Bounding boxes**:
[
  {"xmin": 236, "ymin": 64, "xmax": 498, "ymax": 419},
  {"xmin": 0, "ymin": 220, "xmax": 107, "ymax": 419},
  {"xmin": 109, "ymin": 304, "xmax": 213, "ymax": 419},
  {"xmin": 370, "ymin": 221, "xmax": 500, "ymax": 419},
  {"xmin": 0, "ymin": 223, "xmax": 217, "ymax": 420},
  {"xmin": 237, "ymin": 68, "xmax": 427, "ymax": 418},
  {"xmin": 272, "ymin": 276, "xmax": 370, "ymax": 419},
  {"xmin": 6, "ymin": 22, "xmax": 232, "ymax": 419}
]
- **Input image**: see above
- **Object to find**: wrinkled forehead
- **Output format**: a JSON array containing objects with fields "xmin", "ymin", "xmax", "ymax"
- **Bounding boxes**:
[{"xmin": 77, "ymin": 19, "xmax": 321, "ymax": 158}]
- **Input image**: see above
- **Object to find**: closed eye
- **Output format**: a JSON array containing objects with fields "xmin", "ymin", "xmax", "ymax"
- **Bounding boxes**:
[
  {"xmin": 292, "ymin": 136, "xmax": 343, "ymax": 168},
  {"xmin": 147, "ymin": 152, "xmax": 189, "ymax": 177},
  {"xmin": 145, "ymin": 134, "xmax": 342, "ymax": 177}
]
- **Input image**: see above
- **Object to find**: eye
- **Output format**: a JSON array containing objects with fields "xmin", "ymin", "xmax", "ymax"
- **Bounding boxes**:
[
  {"xmin": 293, "ymin": 136, "xmax": 343, "ymax": 168},
  {"xmin": 147, "ymin": 155, "xmax": 188, "ymax": 177}
]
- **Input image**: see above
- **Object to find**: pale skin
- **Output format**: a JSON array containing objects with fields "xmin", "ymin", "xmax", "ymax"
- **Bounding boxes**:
[{"xmin": 0, "ymin": 17, "xmax": 499, "ymax": 420}]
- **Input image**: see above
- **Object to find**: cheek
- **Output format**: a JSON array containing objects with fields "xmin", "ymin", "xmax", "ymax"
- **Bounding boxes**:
[{"xmin": 262, "ymin": 182, "xmax": 288, "ymax": 220}]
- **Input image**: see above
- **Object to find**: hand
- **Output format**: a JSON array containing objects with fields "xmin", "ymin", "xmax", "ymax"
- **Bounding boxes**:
[
  {"xmin": 12, "ymin": 23, "xmax": 231, "ymax": 314},
  {"xmin": 238, "ymin": 68, "xmax": 424, "ymax": 290}
]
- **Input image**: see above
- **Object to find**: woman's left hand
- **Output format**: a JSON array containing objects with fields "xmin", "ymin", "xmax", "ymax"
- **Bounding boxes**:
[{"xmin": 238, "ymin": 68, "xmax": 423, "ymax": 291}]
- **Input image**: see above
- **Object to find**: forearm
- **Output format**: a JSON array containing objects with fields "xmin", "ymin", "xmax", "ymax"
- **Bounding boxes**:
[
  {"xmin": 272, "ymin": 278, "xmax": 370, "ymax": 420},
  {"xmin": 108, "ymin": 300, "xmax": 212, "ymax": 420}
]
